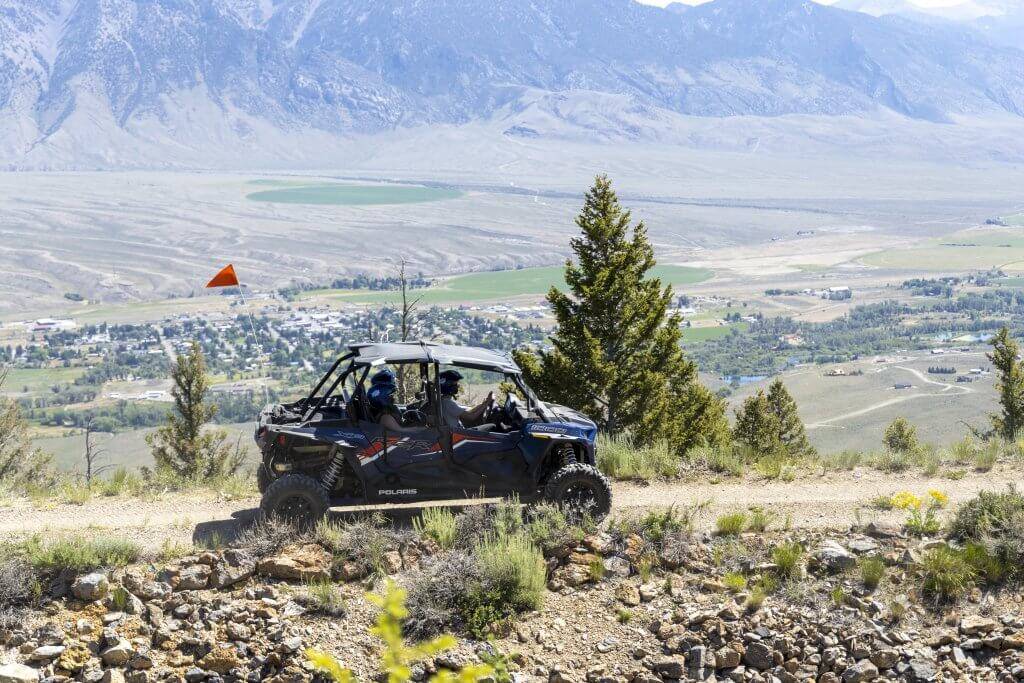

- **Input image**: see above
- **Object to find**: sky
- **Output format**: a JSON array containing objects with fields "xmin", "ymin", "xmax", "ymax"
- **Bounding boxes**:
[{"xmin": 637, "ymin": 0, "xmax": 969, "ymax": 6}]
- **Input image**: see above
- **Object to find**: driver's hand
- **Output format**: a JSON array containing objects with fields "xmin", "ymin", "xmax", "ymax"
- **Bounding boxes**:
[{"xmin": 486, "ymin": 391, "xmax": 495, "ymax": 405}]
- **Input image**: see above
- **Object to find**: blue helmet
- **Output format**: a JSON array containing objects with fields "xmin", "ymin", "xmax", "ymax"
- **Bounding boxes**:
[
  {"xmin": 438, "ymin": 369, "xmax": 463, "ymax": 397},
  {"xmin": 371, "ymin": 368, "xmax": 396, "ymax": 385},
  {"xmin": 367, "ymin": 381, "xmax": 397, "ymax": 409}
]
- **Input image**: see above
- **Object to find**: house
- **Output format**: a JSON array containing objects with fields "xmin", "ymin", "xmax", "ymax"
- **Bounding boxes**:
[
  {"xmin": 821, "ymin": 286, "xmax": 852, "ymax": 301},
  {"xmin": 826, "ymin": 368, "xmax": 847, "ymax": 376}
]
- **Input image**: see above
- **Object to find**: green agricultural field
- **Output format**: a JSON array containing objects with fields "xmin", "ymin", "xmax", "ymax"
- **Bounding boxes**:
[
  {"xmin": 861, "ymin": 227, "xmax": 1024, "ymax": 272},
  {"xmin": 1, "ymin": 367, "xmax": 87, "ymax": 395},
  {"xmin": 247, "ymin": 181, "xmax": 462, "ymax": 206},
  {"xmin": 681, "ymin": 322, "xmax": 745, "ymax": 343},
  {"xmin": 304, "ymin": 264, "xmax": 713, "ymax": 306}
]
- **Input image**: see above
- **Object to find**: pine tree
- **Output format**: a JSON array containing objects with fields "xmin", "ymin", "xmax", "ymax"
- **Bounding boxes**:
[
  {"xmin": 765, "ymin": 379, "xmax": 813, "ymax": 457},
  {"xmin": 883, "ymin": 417, "xmax": 919, "ymax": 454},
  {"xmin": 733, "ymin": 391, "xmax": 782, "ymax": 455},
  {"xmin": 147, "ymin": 342, "xmax": 245, "ymax": 481},
  {"xmin": 514, "ymin": 175, "xmax": 729, "ymax": 451},
  {"xmin": 0, "ymin": 371, "xmax": 51, "ymax": 488},
  {"xmin": 988, "ymin": 327, "xmax": 1024, "ymax": 439}
]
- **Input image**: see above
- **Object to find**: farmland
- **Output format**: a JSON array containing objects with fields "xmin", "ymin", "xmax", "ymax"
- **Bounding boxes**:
[
  {"xmin": 301, "ymin": 264, "xmax": 714, "ymax": 305},
  {"xmin": 247, "ymin": 181, "xmax": 462, "ymax": 205},
  {"xmin": 860, "ymin": 227, "xmax": 1024, "ymax": 272}
]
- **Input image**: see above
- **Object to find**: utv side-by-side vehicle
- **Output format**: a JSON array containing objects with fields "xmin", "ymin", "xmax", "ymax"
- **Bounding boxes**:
[{"xmin": 254, "ymin": 341, "xmax": 611, "ymax": 524}]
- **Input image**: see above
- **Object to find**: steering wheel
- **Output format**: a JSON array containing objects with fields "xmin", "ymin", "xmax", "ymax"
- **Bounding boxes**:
[{"xmin": 482, "ymin": 393, "xmax": 498, "ymax": 424}]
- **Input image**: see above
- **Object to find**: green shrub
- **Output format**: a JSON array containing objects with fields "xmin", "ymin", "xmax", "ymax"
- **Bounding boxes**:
[
  {"xmin": 715, "ymin": 512, "xmax": 747, "ymax": 536},
  {"xmin": 949, "ymin": 488, "xmax": 1024, "ymax": 579},
  {"xmin": 615, "ymin": 608, "xmax": 632, "ymax": 624},
  {"xmin": 722, "ymin": 571, "xmax": 747, "ymax": 593},
  {"xmin": 414, "ymin": 507, "xmax": 459, "ymax": 549},
  {"xmin": 872, "ymin": 449, "xmax": 914, "ymax": 473},
  {"xmin": 466, "ymin": 532, "xmax": 546, "ymax": 637},
  {"xmin": 770, "ymin": 541, "xmax": 804, "ymax": 580},
  {"xmin": 746, "ymin": 507, "xmax": 774, "ymax": 533},
  {"xmin": 587, "ymin": 558, "xmax": 605, "ymax": 583},
  {"xmin": 101, "ymin": 467, "xmax": 146, "ymax": 497},
  {"xmin": 692, "ymin": 445, "xmax": 744, "ymax": 477},
  {"xmin": 597, "ymin": 435, "xmax": 679, "ymax": 481},
  {"xmin": 15, "ymin": 535, "xmax": 140, "ymax": 574},
  {"xmin": 524, "ymin": 503, "xmax": 583, "ymax": 554},
  {"xmin": 819, "ymin": 450, "xmax": 863, "ymax": 471},
  {"xmin": 304, "ymin": 578, "xmax": 346, "ymax": 616},
  {"xmin": 860, "ymin": 557, "xmax": 886, "ymax": 590},
  {"xmin": 830, "ymin": 586, "xmax": 846, "ymax": 607},
  {"xmin": 962, "ymin": 542, "xmax": 1008, "ymax": 585},
  {"xmin": 919, "ymin": 546, "xmax": 976, "ymax": 603}
]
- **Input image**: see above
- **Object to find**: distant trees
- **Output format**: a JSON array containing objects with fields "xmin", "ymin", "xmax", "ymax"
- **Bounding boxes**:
[
  {"xmin": 514, "ymin": 175, "xmax": 729, "ymax": 453},
  {"xmin": 883, "ymin": 417, "xmax": 919, "ymax": 454},
  {"xmin": 734, "ymin": 379, "xmax": 813, "ymax": 458},
  {"xmin": 146, "ymin": 342, "xmax": 245, "ymax": 481},
  {"xmin": 989, "ymin": 327, "xmax": 1024, "ymax": 439}
]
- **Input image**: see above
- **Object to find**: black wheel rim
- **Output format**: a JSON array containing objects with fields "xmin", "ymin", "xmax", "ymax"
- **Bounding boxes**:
[
  {"xmin": 562, "ymin": 481, "xmax": 599, "ymax": 512},
  {"xmin": 277, "ymin": 494, "xmax": 313, "ymax": 521}
]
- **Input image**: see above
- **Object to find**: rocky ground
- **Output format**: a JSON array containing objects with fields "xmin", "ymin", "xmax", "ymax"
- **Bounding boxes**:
[{"xmin": 3, "ymin": 497, "xmax": 1024, "ymax": 683}]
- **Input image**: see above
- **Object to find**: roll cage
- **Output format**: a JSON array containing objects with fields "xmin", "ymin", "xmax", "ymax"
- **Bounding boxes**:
[{"xmin": 299, "ymin": 342, "xmax": 551, "ymax": 424}]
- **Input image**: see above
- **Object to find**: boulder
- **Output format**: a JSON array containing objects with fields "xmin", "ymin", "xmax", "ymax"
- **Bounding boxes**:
[
  {"xmin": 960, "ymin": 615, "xmax": 998, "ymax": 636},
  {"xmin": 71, "ymin": 573, "xmax": 109, "ymax": 601},
  {"xmin": 197, "ymin": 645, "xmax": 242, "ymax": 674},
  {"xmin": 869, "ymin": 649, "xmax": 899, "ymax": 670},
  {"xmin": 813, "ymin": 541, "xmax": 857, "ymax": 573},
  {"xmin": 715, "ymin": 647, "xmax": 741, "ymax": 669},
  {"xmin": 257, "ymin": 544, "xmax": 331, "ymax": 582},
  {"xmin": 744, "ymin": 642, "xmax": 774, "ymax": 671},
  {"xmin": 210, "ymin": 550, "xmax": 255, "ymax": 589},
  {"xmin": 101, "ymin": 639, "xmax": 133, "ymax": 666},
  {"xmin": 865, "ymin": 521, "xmax": 904, "ymax": 539},
  {"xmin": 841, "ymin": 660, "xmax": 878, "ymax": 682},
  {"xmin": 0, "ymin": 664, "xmax": 39, "ymax": 683},
  {"xmin": 651, "ymin": 656, "xmax": 686, "ymax": 679},
  {"xmin": 176, "ymin": 564, "xmax": 212, "ymax": 591},
  {"xmin": 615, "ymin": 584, "xmax": 641, "ymax": 607}
]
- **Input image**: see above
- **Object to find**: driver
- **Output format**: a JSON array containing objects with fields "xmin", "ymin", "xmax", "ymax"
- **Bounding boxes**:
[
  {"xmin": 367, "ymin": 371, "xmax": 421, "ymax": 434},
  {"xmin": 437, "ymin": 369, "xmax": 493, "ymax": 430}
]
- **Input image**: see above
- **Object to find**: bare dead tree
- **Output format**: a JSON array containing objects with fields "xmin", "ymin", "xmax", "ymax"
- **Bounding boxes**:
[
  {"xmin": 396, "ymin": 258, "xmax": 424, "ymax": 403},
  {"xmin": 83, "ymin": 421, "xmax": 112, "ymax": 487}
]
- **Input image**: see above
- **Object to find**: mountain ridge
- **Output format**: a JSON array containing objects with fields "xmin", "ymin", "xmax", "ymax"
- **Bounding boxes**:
[{"xmin": 1, "ymin": 0, "xmax": 1023, "ymax": 168}]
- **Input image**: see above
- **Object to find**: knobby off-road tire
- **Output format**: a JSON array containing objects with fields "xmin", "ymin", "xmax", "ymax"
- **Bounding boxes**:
[
  {"xmin": 542, "ymin": 463, "xmax": 612, "ymax": 520},
  {"xmin": 260, "ymin": 474, "xmax": 330, "ymax": 527}
]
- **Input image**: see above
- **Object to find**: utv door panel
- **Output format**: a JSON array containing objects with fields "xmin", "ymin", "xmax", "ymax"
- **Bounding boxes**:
[{"xmin": 448, "ymin": 429, "xmax": 529, "ymax": 494}]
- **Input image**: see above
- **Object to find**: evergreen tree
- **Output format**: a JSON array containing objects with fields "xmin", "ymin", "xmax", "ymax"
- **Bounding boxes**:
[
  {"xmin": 514, "ymin": 175, "xmax": 729, "ymax": 451},
  {"xmin": 883, "ymin": 417, "xmax": 919, "ymax": 454},
  {"xmin": 147, "ymin": 342, "xmax": 245, "ymax": 481},
  {"xmin": 733, "ymin": 391, "xmax": 782, "ymax": 455},
  {"xmin": 0, "ymin": 372, "xmax": 51, "ymax": 488},
  {"xmin": 765, "ymin": 379, "xmax": 813, "ymax": 457},
  {"xmin": 989, "ymin": 327, "xmax": 1024, "ymax": 439}
]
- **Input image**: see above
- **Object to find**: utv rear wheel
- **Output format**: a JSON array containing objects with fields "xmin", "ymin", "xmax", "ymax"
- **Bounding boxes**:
[
  {"xmin": 260, "ymin": 474, "xmax": 329, "ymax": 527},
  {"xmin": 542, "ymin": 463, "xmax": 612, "ymax": 520}
]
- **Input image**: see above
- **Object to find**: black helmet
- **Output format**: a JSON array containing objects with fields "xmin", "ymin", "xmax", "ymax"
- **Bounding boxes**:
[
  {"xmin": 370, "ymin": 368, "xmax": 396, "ymax": 385},
  {"xmin": 438, "ymin": 369, "xmax": 463, "ymax": 396},
  {"xmin": 367, "ymin": 381, "xmax": 397, "ymax": 410}
]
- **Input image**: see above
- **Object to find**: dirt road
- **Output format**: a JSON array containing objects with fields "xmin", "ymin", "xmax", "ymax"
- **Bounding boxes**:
[{"xmin": 1, "ymin": 466, "xmax": 1020, "ymax": 550}]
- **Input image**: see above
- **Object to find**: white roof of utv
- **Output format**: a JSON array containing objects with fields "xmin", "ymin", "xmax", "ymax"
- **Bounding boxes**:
[{"xmin": 348, "ymin": 341, "xmax": 521, "ymax": 374}]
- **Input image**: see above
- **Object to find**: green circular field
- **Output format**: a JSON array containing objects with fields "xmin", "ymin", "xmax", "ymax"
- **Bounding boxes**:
[{"xmin": 247, "ymin": 182, "xmax": 462, "ymax": 206}]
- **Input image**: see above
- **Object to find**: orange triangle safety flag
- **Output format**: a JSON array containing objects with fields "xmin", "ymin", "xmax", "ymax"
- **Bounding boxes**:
[{"xmin": 206, "ymin": 264, "xmax": 240, "ymax": 288}]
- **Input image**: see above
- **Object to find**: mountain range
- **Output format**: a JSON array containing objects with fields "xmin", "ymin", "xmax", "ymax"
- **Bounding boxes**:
[{"xmin": 1, "ymin": 0, "xmax": 1023, "ymax": 169}]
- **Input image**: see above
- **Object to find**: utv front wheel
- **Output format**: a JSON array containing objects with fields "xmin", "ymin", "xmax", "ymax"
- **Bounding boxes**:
[
  {"xmin": 542, "ymin": 463, "xmax": 612, "ymax": 520},
  {"xmin": 260, "ymin": 474, "xmax": 330, "ymax": 527}
]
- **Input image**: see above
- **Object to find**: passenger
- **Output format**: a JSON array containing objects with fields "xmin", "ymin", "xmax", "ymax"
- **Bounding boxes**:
[
  {"xmin": 367, "ymin": 375, "xmax": 420, "ymax": 434},
  {"xmin": 437, "ymin": 369, "xmax": 494, "ymax": 430}
]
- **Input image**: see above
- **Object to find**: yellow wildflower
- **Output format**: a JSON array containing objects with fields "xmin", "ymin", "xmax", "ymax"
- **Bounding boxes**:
[
  {"xmin": 890, "ymin": 491, "xmax": 922, "ymax": 511},
  {"xmin": 928, "ymin": 489, "xmax": 949, "ymax": 508}
]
